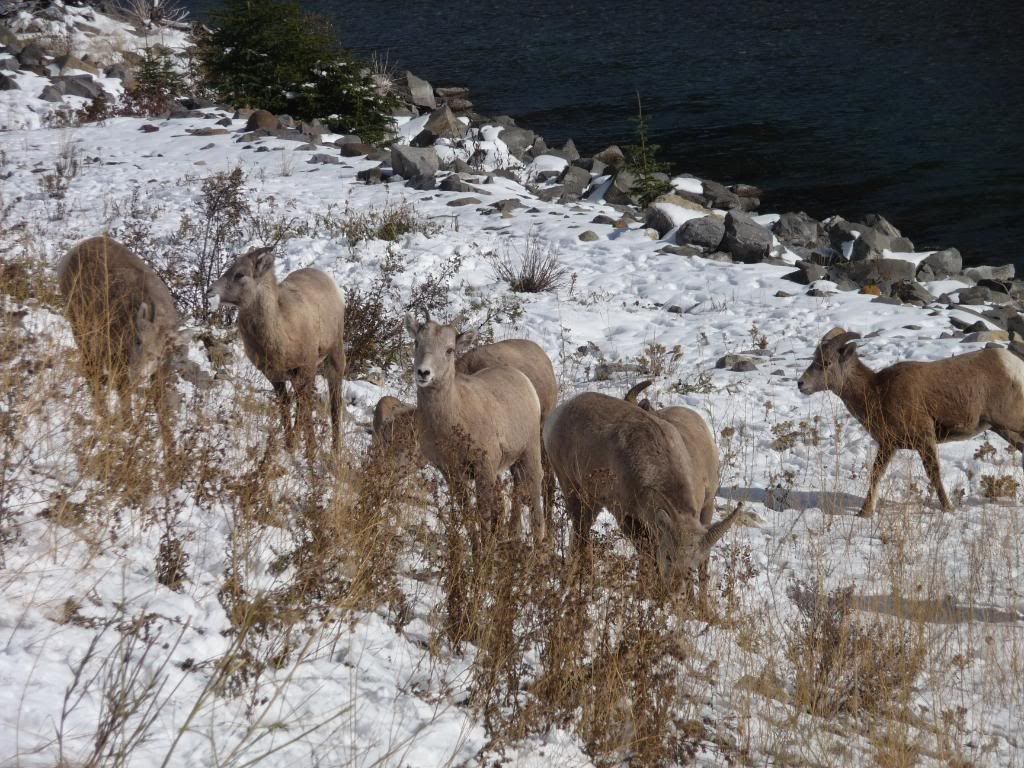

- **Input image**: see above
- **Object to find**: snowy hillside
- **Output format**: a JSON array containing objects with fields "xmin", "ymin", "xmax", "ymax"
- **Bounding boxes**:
[{"xmin": 1, "ymin": 4, "xmax": 1022, "ymax": 768}]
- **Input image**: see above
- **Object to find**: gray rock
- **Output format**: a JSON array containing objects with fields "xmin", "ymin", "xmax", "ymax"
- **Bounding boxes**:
[
  {"xmin": 784, "ymin": 261, "xmax": 828, "ymax": 285},
  {"xmin": 644, "ymin": 206, "xmax": 676, "ymax": 238},
  {"xmin": 701, "ymin": 180, "xmax": 743, "ymax": 210},
  {"xmin": 276, "ymin": 114, "xmax": 295, "ymax": 128},
  {"xmin": 53, "ymin": 75, "xmax": 102, "ymax": 99},
  {"xmin": 356, "ymin": 167, "xmax": 383, "ymax": 184},
  {"xmin": 593, "ymin": 145, "xmax": 625, "ymax": 169},
  {"xmin": 405, "ymin": 70, "xmax": 436, "ymax": 109},
  {"xmin": 560, "ymin": 138, "xmax": 580, "ymax": 162},
  {"xmin": 39, "ymin": 83, "xmax": 62, "ymax": 101},
  {"xmin": 245, "ymin": 109, "xmax": 278, "ymax": 131},
  {"xmin": 391, "ymin": 145, "xmax": 438, "ymax": 183},
  {"xmin": 603, "ymin": 169, "xmax": 638, "ymax": 206},
  {"xmin": 888, "ymin": 236, "xmax": 915, "ymax": 252},
  {"xmin": 447, "ymin": 197, "xmax": 481, "ymax": 207},
  {"xmin": 850, "ymin": 227, "xmax": 891, "ymax": 261},
  {"xmin": 864, "ymin": 213, "xmax": 902, "ymax": 238},
  {"xmin": 422, "ymin": 104, "xmax": 467, "ymax": 139},
  {"xmin": 578, "ymin": 230, "xmax": 600, "ymax": 242},
  {"xmin": 498, "ymin": 126, "xmax": 535, "ymax": 158},
  {"xmin": 962, "ymin": 330, "xmax": 1010, "ymax": 343},
  {"xmin": 964, "ymin": 264, "xmax": 1015, "ymax": 282},
  {"xmin": 573, "ymin": 157, "xmax": 607, "ymax": 175},
  {"xmin": 490, "ymin": 198, "xmax": 523, "ymax": 214},
  {"xmin": 591, "ymin": 214, "xmax": 617, "ymax": 226},
  {"xmin": 528, "ymin": 136, "xmax": 548, "ymax": 156},
  {"xmin": 919, "ymin": 247, "xmax": 962, "ymax": 279},
  {"xmin": 307, "ymin": 153, "xmax": 340, "ymax": 164},
  {"xmin": 871, "ymin": 296, "xmax": 903, "ymax": 305},
  {"xmin": 439, "ymin": 174, "xmax": 474, "ymax": 193},
  {"xmin": 560, "ymin": 165, "xmax": 591, "ymax": 198},
  {"xmin": 658, "ymin": 244, "xmax": 705, "ymax": 258},
  {"xmin": 721, "ymin": 211, "xmax": 773, "ymax": 263},
  {"xmin": 843, "ymin": 258, "xmax": 916, "ymax": 286},
  {"xmin": 825, "ymin": 217, "xmax": 866, "ymax": 255},
  {"xmin": 891, "ymin": 280, "xmax": 934, "ymax": 305},
  {"xmin": 716, "ymin": 354, "xmax": 759, "ymax": 372},
  {"xmin": 676, "ymin": 215, "xmax": 726, "ymax": 250},
  {"xmin": 17, "ymin": 42, "xmax": 47, "ymax": 68},
  {"xmin": 339, "ymin": 142, "xmax": 373, "ymax": 157},
  {"xmin": 0, "ymin": 53, "xmax": 19, "ymax": 71},
  {"xmin": 334, "ymin": 134, "xmax": 363, "ymax": 145},
  {"xmin": 772, "ymin": 211, "xmax": 822, "ymax": 248},
  {"xmin": 435, "ymin": 86, "xmax": 470, "ymax": 98},
  {"xmin": 703, "ymin": 251, "xmax": 734, "ymax": 263},
  {"xmin": 53, "ymin": 53, "xmax": 97, "ymax": 74},
  {"xmin": 0, "ymin": 73, "xmax": 18, "ymax": 90}
]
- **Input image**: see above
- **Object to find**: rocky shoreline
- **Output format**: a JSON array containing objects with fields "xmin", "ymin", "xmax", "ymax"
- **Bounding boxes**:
[{"xmin": 2, "ymin": 0, "xmax": 1022, "ymax": 346}]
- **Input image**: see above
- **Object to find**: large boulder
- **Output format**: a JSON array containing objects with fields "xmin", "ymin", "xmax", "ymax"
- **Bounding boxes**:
[
  {"xmin": 603, "ymin": 169, "xmax": 638, "ymax": 206},
  {"xmin": 701, "ymin": 180, "xmax": 743, "ymax": 211},
  {"xmin": 17, "ymin": 42, "xmax": 47, "ymax": 69},
  {"xmin": 53, "ymin": 53, "xmax": 97, "ymax": 75},
  {"xmin": 405, "ymin": 71, "xmax": 436, "ymax": 110},
  {"xmin": 0, "ymin": 73, "xmax": 19, "ymax": 90},
  {"xmin": 593, "ymin": 144, "xmax": 625, "ymax": 169},
  {"xmin": 676, "ymin": 215, "xmax": 725, "ymax": 250},
  {"xmin": 964, "ymin": 264, "xmax": 1015, "ymax": 282},
  {"xmin": 53, "ymin": 75, "xmax": 102, "ymax": 99},
  {"xmin": 245, "ymin": 109, "xmax": 278, "ymax": 131},
  {"xmin": 39, "ymin": 83, "xmax": 63, "ymax": 101},
  {"xmin": 559, "ymin": 165, "xmax": 591, "ymax": 198},
  {"xmin": 843, "ymin": 258, "xmax": 916, "ymax": 287},
  {"xmin": 498, "ymin": 126, "xmax": 535, "ymax": 158},
  {"xmin": 917, "ymin": 248, "xmax": 962, "ymax": 280},
  {"xmin": 825, "ymin": 217, "xmax": 866, "ymax": 256},
  {"xmin": 391, "ymin": 145, "xmax": 439, "ymax": 183},
  {"xmin": 849, "ymin": 227, "xmax": 890, "ymax": 261},
  {"xmin": 0, "ymin": 52, "xmax": 19, "ymax": 71},
  {"xmin": 772, "ymin": 211, "xmax": 822, "ymax": 248},
  {"xmin": 422, "ymin": 104, "xmax": 467, "ymax": 140},
  {"xmin": 721, "ymin": 211, "xmax": 773, "ymax": 263},
  {"xmin": 644, "ymin": 207, "xmax": 677, "ymax": 238}
]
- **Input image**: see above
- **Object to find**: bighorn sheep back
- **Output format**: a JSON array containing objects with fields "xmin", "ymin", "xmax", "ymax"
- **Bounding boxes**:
[
  {"xmin": 58, "ymin": 235, "xmax": 182, "ymax": 444},
  {"xmin": 208, "ymin": 247, "xmax": 345, "ymax": 456},
  {"xmin": 798, "ymin": 327, "xmax": 1024, "ymax": 516},
  {"xmin": 405, "ymin": 315, "xmax": 545, "ymax": 545},
  {"xmin": 544, "ymin": 391, "xmax": 755, "ymax": 589}
]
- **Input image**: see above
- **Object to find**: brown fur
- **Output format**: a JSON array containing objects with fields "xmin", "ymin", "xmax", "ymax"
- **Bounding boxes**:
[
  {"xmin": 544, "ymin": 391, "xmax": 749, "ymax": 589},
  {"xmin": 208, "ymin": 247, "xmax": 346, "ymax": 456},
  {"xmin": 57, "ymin": 235, "xmax": 181, "ymax": 448},
  {"xmin": 798, "ymin": 328, "xmax": 1024, "ymax": 516},
  {"xmin": 406, "ymin": 316, "xmax": 545, "ymax": 545}
]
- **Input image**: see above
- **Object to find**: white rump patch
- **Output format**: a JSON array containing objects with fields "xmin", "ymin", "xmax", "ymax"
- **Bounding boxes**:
[{"xmin": 998, "ymin": 349, "xmax": 1024, "ymax": 398}]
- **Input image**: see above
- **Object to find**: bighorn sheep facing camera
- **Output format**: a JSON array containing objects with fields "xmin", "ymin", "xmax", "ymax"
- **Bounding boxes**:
[
  {"xmin": 798, "ymin": 327, "xmax": 1024, "ymax": 516},
  {"xmin": 405, "ymin": 314, "xmax": 545, "ymax": 546},
  {"xmin": 208, "ymin": 247, "xmax": 345, "ymax": 457},
  {"xmin": 371, "ymin": 338, "xmax": 557, "ymax": 509}
]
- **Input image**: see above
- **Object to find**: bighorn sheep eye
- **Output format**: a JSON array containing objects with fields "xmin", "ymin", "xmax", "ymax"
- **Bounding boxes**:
[
  {"xmin": 233, "ymin": 271, "xmax": 244, "ymax": 282},
  {"xmin": 446, "ymin": 347, "xmax": 454, "ymax": 356}
]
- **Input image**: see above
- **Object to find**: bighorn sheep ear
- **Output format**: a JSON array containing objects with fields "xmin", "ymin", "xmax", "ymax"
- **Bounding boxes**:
[
  {"xmin": 455, "ymin": 329, "xmax": 479, "ymax": 352},
  {"xmin": 136, "ymin": 301, "xmax": 154, "ymax": 325},
  {"xmin": 250, "ymin": 247, "xmax": 275, "ymax": 278},
  {"xmin": 404, "ymin": 312, "xmax": 421, "ymax": 338}
]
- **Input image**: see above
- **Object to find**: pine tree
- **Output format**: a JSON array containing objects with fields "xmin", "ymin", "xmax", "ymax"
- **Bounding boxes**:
[{"xmin": 626, "ymin": 93, "xmax": 672, "ymax": 208}]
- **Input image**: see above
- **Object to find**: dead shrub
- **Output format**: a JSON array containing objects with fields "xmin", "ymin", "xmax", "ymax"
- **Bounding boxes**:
[
  {"xmin": 338, "ymin": 198, "xmax": 441, "ymax": 248},
  {"xmin": 786, "ymin": 580, "xmax": 925, "ymax": 718},
  {"xmin": 980, "ymin": 473, "xmax": 1018, "ymax": 500},
  {"xmin": 489, "ymin": 229, "xmax": 569, "ymax": 293}
]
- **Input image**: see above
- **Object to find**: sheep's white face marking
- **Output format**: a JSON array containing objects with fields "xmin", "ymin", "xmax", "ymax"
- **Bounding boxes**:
[
  {"xmin": 208, "ymin": 247, "xmax": 275, "ymax": 308},
  {"xmin": 406, "ymin": 316, "xmax": 477, "ymax": 390}
]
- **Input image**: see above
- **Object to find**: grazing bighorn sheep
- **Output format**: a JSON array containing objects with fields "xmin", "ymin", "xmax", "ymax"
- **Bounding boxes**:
[
  {"xmin": 543, "ymin": 392, "xmax": 757, "ymax": 589},
  {"xmin": 58, "ymin": 236, "xmax": 182, "ymax": 446},
  {"xmin": 623, "ymin": 380, "xmax": 720, "ymax": 527},
  {"xmin": 371, "ymin": 338, "xmax": 558, "ymax": 504},
  {"xmin": 208, "ymin": 247, "xmax": 345, "ymax": 456},
  {"xmin": 798, "ymin": 327, "xmax": 1024, "ymax": 516},
  {"xmin": 405, "ymin": 314, "xmax": 545, "ymax": 545}
]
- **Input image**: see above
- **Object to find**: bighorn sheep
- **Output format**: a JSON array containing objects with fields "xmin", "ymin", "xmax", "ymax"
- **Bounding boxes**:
[
  {"xmin": 58, "ymin": 235, "xmax": 182, "ymax": 446},
  {"xmin": 543, "ymin": 391, "xmax": 757, "ymax": 590},
  {"xmin": 798, "ymin": 327, "xmax": 1024, "ymax": 516},
  {"xmin": 623, "ymin": 380, "xmax": 720, "ymax": 527},
  {"xmin": 405, "ymin": 314, "xmax": 545, "ymax": 545},
  {"xmin": 208, "ymin": 247, "xmax": 345, "ymax": 456},
  {"xmin": 371, "ymin": 338, "xmax": 558, "ymax": 500}
]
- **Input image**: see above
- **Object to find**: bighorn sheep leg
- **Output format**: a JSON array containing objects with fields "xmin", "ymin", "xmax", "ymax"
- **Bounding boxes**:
[
  {"xmin": 861, "ymin": 445, "xmax": 895, "ymax": 517},
  {"xmin": 917, "ymin": 442, "xmax": 951, "ymax": 511}
]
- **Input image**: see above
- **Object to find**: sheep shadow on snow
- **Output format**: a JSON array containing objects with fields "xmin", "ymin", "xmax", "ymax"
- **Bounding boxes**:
[{"xmin": 718, "ymin": 485, "xmax": 866, "ymax": 516}]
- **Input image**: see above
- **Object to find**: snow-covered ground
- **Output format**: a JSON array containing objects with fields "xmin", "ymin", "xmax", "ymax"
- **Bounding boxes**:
[{"xmin": 1, "ymin": 12, "xmax": 1022, "ymax": 768}]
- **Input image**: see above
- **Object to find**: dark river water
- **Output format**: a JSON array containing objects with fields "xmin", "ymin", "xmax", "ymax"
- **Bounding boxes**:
[{"xmin": 183, "ymin": 0, "xmax": 1024, "ymax": 268}]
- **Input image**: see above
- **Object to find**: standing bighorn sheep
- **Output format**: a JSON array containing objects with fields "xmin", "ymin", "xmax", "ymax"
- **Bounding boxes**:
[
  {"xmin": 544, "ymin": 391, "xmax": 757, "ymax": 590},
  {"xmin": 208, "ymin": 247, "xmax": 346, "ymax": 456},
  {"xmin": 58, "ymin": 236, "xmax": 182, "ymax": 447},
  {"xmin": 798, "ymin": 327, "xmax": 1024, "ymax": 516},
  {"xmin": 405, "ymin": 314, "xmax": 545, "ymax": 545},
  {"xmin": 371, "ymin": 338, "xmax": 557, "ymax": 504}
]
